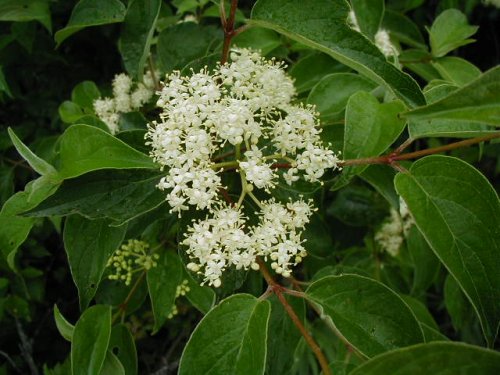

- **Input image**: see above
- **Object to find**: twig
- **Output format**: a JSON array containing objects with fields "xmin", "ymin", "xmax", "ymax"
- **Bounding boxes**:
[
  {"xmin": 220, "ymin": 0, "xmax": 239, "ymax": 64},
  {"xmin": 112, "ymin": 271, "xmax": 146, "ymax": 324}
]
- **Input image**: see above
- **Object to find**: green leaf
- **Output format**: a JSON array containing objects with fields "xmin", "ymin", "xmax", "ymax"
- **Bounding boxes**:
[
  {"xmin": 0, "ymin": 66, "xmax": 12, "ymax": 97},
  {"xmin": 404, "ymin": 66, "xmax": 500, "ymax": 127},
  {"xmin": 395, "ymin": 155, "xmax": 500, "ymax": 346},
  {"xmin": 266, "ymin": 295, "xmax": 304, "ymax": 375},
  {"xmin": 432, "ymin": 57, "xmax": 481, "ymax": 87},
  {"xmin": 337, "ymin": 92, "xmax": 406, "ymax": 188},
  {"xmin": 232, "ymin": 27, "xmax": 281, "ymax": 56},
  {"xmin": 109, "ymin": 324, "xmax": 137, "ymax": 375},
  {"xmin": 382, "ymin": 10, "xmax": 426, "ymax": 49},
  {"xmin": 147, "ymin": 251, "xmax": 183, "ymax": 333},
  {"xmin": 428, "ymin": 9, "xmax": 478, "ymax": 58},
  {"xmin": 100, "ymin": 351, "xmax": 125, "ymax": 375},
  {"xmin": 399, "ymin": 49, "xmax": 440, "ymax": 83},
  {"xmin": 63, "ymin": 215, "xmax": 127, "ymax": 310},
  {"xmin": 0, "ymin": 176, "xmax": 58, "ymax": 269},
  {"xmin": 55, "ymin": 0, "xmax": 126, "ymax": 47},
  {"xmin": 179, "ymin": 294, "xmax": 270, "ymax": 375},
  {"xmin": 399, "ymin": 295, "xmax": 439, "ymax": 331},
  {"xmin": 7, "ymin": 128, "xmax": 58, "ymax": 177},
  {"xmin": 54, "ymin": 305, "xmax": 74, "ymax": 342},
  {"xmin": 24, "ymin": 169, "xmax": 166, "ymax": 226},
  {"xmin": 349, "ymin": 342, "xmax": 500, "ymax": 375},
  {"xmin": 71, "ymin": 81, "xmax": 101, "ymax": 110},
  {"xmin": 350, "ymin": 0, "xmax": 384, "ymax": 39},
  {"xmin": 289, "ymin": 53, "xmax": 350, "ymax": 94},
  {"xmin": 444, "ymin": 274, "xmax": 476, "ymax": 333},
  {"xmin": 359, "ymin": 165, "xmax": 399, "ymax": 208},
  {"xmin": 305, "ymin": 274, "xmax": 424, "ymax": 358},
  {"xmin": 59, "ymin": 101, "xmax": 85, "ymax": 124},
  {"xmin": 183, "ymin": 268, "xmax": 215, "ymax": 314},
  {"xmin": 0, "ymin": 165, "xmax": 14, "ymax": 206},
  {"xmin": 119, "ymin": 0, "xmax": 161, "ymax": 80},
  {"xmin": 0, "ymin": 0, "xmax": 51, "ymax": 32},
  {"xmin": 250, "ymin": 0, "xmax": 425, "ymax": 108},
  {"xmin": 307, "ymin": 73, "xmax": 377, "ymax": 122},
  {"xmin": 57, "ymin": 124, "xmax": 157, "ymax": 179},
  {"xmin": 71, "ymin": 305, "xmax": 111, "ymax": 375},
  {"xmin": 157, "ymin": 22, "xmax": 221, "ymax": 73}
]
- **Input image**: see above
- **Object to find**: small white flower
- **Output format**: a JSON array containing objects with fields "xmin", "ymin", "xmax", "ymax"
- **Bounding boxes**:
[{"xmin": 375, "ymin": 29, "xmax": 398, "ymax": 58}]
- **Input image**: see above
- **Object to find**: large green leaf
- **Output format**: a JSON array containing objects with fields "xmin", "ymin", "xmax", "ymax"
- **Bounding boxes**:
[
  {"xmin": 404, "ymin": 66, "xmax": 500, "ymax": 127},
  {"xmin": 147, "ymin": 251, "xmax": 183, "ymax": 333},
  {"xmin": 71, "ymin": 305, "xmax": 111, "ymax": 375},
  {"xmin": 0, "ymin": 176, "xmax": 58, "ymax": 268},
  {"xmin": 0, "ymin": 0, "xmax": 51, "ymax": 31},
  {"xmin": 350, "ymin": 0, "xmax": 384, "ymax": 39},
  {"xmin": 57, "ymin": 125, "xmax": 157, "ymax": 179},
  {"xmin": 395, "ymin": 155, "xmax": 500, "ymax": 346},
  {"xmin": 178, "ymin": 294, "xmax": 270, "ymax": 375},
  {"xmin": 109, "ymin": 324, "xmax": 137, "ymax": 375},
  {"xmin": 349, "ymin": 342, "xmax": 500, "ymax": 374},
  {"xmin": 428, "ymin": 9, "xmax": 478, "ymax": 58},
  {"xmin": 55, "ymin": 0, "xmax": 126, "ymax": 47},
  {"xmin": 338, "ymin": 91, "xmax": 406, "ymax": 187},
  {"xmin": 307, "ymin": 73, "xmax": 377, "ymax": 122},
  {"xmin": 119, "ymin": 0, "xmax": 161, "ymax": 80},
  {"xmin": 305, "ymin": 274, "xmax": 424, "ymax": 358},
  {"xmin": 63, "ymin": 215, "xmax": 127, "ymax": 310},
  {"xmin": 250, "ymin": 0, "xmax": 425, "ymax": 108},
  {"xmin": 183, "ymin": 268, "xmax": 216, "ymax": 314},
  {"xmin": 24, "ymin": 169, "xmax": 166, "ymax": 226},
  {"xmin": 432, "ymin": 57, "xmax": 481, "ymax": 87}
]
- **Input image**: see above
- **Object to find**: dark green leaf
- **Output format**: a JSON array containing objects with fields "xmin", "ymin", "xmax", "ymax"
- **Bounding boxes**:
[
  {"xmin": 251, "ymin": 0, "xmax": 425, "ymax": 107},
  {"xmin": 57, "ymin": 124, "xmax": 157, "ymax": 179},
  {"xmin": 71, "ymin": 305, "xmax": 111, "ymax": 375},
  {"xmin": 147, "ymin": 251, "xmax": 183, "ymax": 333},
  {"xmin": 351, "ymin": 0, "xmax": 384, "ymax": 39},
  {"xmin": 119, "ymin": 0, "xmax": 161, "ymax": 80},
  {"xmin": 306, "ymin": 274, "xmax": 424, "ymax": 357},
  {"xmin": 0, "ymin": 165, "xmax": 14, "ymax": 206},
  {"xmin": 359, "ymin": 165, "xmax": 399, "ymax": 208},
  {"xmin": 428, "ymin": 9, "xmax": 478, "ymax": 58},
  {"xmin": 71, "ymin": 81, "xmax": 101, "ymax": 110},
  {"xmin": 382, "ymin": 10, "xmax": 426, "ymax": 49},
  {"xmin": 54, "ymin": 305, "xmax": 74, "ymax": 342},
  {"xmin": 55, "ymin": 0, "xmax": 126, "ymax": 47},
  {"xmin": 25, "ymin": 169, "xmax": 166, "ymax": 226},
  {"xmin": 307, "ymin": 73, "xmax": 377, "ymax": 122},
  {"xmin": 183, "ymin": 267, "xmax": 215, "ymax": 314},
  {"xmin": 0, "ymin": 66, "xmax": 12, "ymax": 97},
  {"xmin": 179, "ymin": 294, "xmax": 270, "ymax": 375},
  {"xmin": 395, "ymin": 155, "xmax": 500, "ymax": 346},
  {"xmin": 0, "ymin": 0, "xmax": 51, "ymax": 31},
  {"xmin": 349, "ymin": 342, "xmax": 500, "ymax": 375},
  {"xmin": 63, "ymin": 215, "xmax": 127, "ymax": 310},
  {"xmin": 100, "ymin": 351, "xmax": 125, "ymax": 375},
  {"xmin": 109, "ymin": 324, "xmax": 137, "ymax": 375}
]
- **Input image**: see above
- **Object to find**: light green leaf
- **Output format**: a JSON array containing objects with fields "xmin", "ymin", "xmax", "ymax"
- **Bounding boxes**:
[
  {"xmin": 54, "ymin": 305, "xmax": 74, "ymax": 342},
  {"xmin": 307, "ymin": 73, "xmax": 377, "ymax": 122},
  {"xmin": 63, "ymin": 215, "xmax": 127, "ymax": 310},
  {"xmin": 100, "ymin": 351, "xmax": 125, "ymax": 375},
  {"xmin": 119, "ymin": 0, "xmax": 161, "ymax": 80},
  {"xmin": 57, "ymin": 124, "xmax": 157, "ymax": 179},
  {"xmin": 250, "ymin": 0, "xmax": 425, "ymax": 108},
  {"xmin": 305, "ymin": 274, "xmax": 424, "ymax": 358},
  {"xmin": 7, "ymin": 128, "xmax": 58, "ymax": 177},
  {"xmin": 59, "ymin": 101, "xmax": 85, "ymax": 124},
  {"xmin": 179, "ymin": 294, "xmax": 270, "ymax": 375},
  {"xmin": 232, "ymin": 27, "xmax": 281, "ymax": 56},
  {"xmin": 428, "ymin": 9, "xmax": 478, "ymax": 58},
  {"xmin": 0, "ymin": 175, "xmax": 58, "ymax": 269},
  {"xmin": 157, "ymin": 22, "xmax": 221, "ymax": 73},
  {"xmin": 24, "ymin": 169, "xmax": 166, "ymax": 226},
  {"xmin": 339, "ymin": 92, "xmax": 406, "ymax": 186},
  {"xmin": 147, "ymin": 251, "xmax": 183, "ymax": 333},
  {"xmin": 404, "ymin": 66, "xmax": 500, "ymax": 127},
  {"xmin": 55, "ymin": 0, "xmax": 126, "ymax": 47},
  {"xmin": 71, "ymin": 81, "xmax": 101, "ymax": 110},
  {"xmin": 349, "ymin": 342, "xmax": 500, "ymax": 374},
  {"xmin": 0, "ymin": 0, "xmax": 51, "ymax": 32},
  {"xmin": 109, "ymin": 324, "xmax": 137, "ymax": 375},
  {"xmin": 71, "ymin": 305, "xmax": 111, "ymax": 375},
  {"xmin": 432, "ymin": 56, "xmax": 481, "ymax": 87},
  {"xmin": 351, "ymin": 0, "xmax": 384, "ymax": 39},
  {"xmin": 395, "ymin": 155, "xmax": 500, "ymax": 346}
]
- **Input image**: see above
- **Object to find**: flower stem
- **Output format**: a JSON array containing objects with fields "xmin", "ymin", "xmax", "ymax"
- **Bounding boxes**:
[
  {"xmin": 220, "ymin": 0, "xmax": 239, "ymax": 64},
  {"xmin": 111, "ymin": 271, "xmax": 146, "ymax": 324},
  {"xmin": 256, "ymin": 258, "xmax": 332, "ymax": 375}
]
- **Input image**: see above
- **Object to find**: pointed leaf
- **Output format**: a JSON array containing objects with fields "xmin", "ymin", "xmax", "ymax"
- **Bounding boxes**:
[
  {"xmin": 63, "ymin": 215, "xmax": 127, "ymax": 310},
  {"xmin": 305, "ymin": 274, "xmax": 424, "ymax": 358},
  {"xmin": 109, "ymin": 324, "xmax": 137, "ymax": 375},
  {"xmin": 0, "ymin": 0, "xmax": 51, "ymax": 32},
  {"xmin": 71, "ymin": 305, "xmax": 111, "ymax": 375},
  {"xmin": 179, "ymin": 294, "xmax": 270, "ymax": 375},
  {"xmin": 350, "ymin": 0, "xmax": 384, "ymax": 39},
  {"xmin": 395, "ymin": 155, "xmax": 500, "ymax": 346},
  {"xmin": 250, "ymin": 0, "xmax": 425, "ymax": 108},
  {"xmin": 54, "ymin": 305, "xmax": 74, "ymax": 342}
]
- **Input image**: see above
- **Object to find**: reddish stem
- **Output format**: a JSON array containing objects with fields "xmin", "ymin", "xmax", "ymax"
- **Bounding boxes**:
[{"xmin": 220, "ymin": 0, "xmax": 239, "ymax": 64}]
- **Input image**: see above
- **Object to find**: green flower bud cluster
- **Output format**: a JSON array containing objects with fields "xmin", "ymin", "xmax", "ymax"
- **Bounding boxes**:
[
  {"xmin": 167, "ymin": 280, "xmax": 190, "ymax": 319},
  {"xmin": 107, "ymin": 239, "xmax": 159, "ymax": 285}
]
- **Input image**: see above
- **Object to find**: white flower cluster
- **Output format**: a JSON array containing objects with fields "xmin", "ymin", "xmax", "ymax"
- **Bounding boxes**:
[
  {"xmin": 94, "ymin": 71, "xmax": 156, "ymax": 134},
  {"xmin": 375, "ymin": 198, "xmax": 415, "ymax": 256},
  {"xmin": 348, "ymin": 10, "xmax": 399, "ymax": 58},
  {"xmin": 146, "ymin": 48, "xmax": 341, "ymax": 286},
  {"xmin": 184, "ymin": 199, "xmax": 313, "ymax": 287}
]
